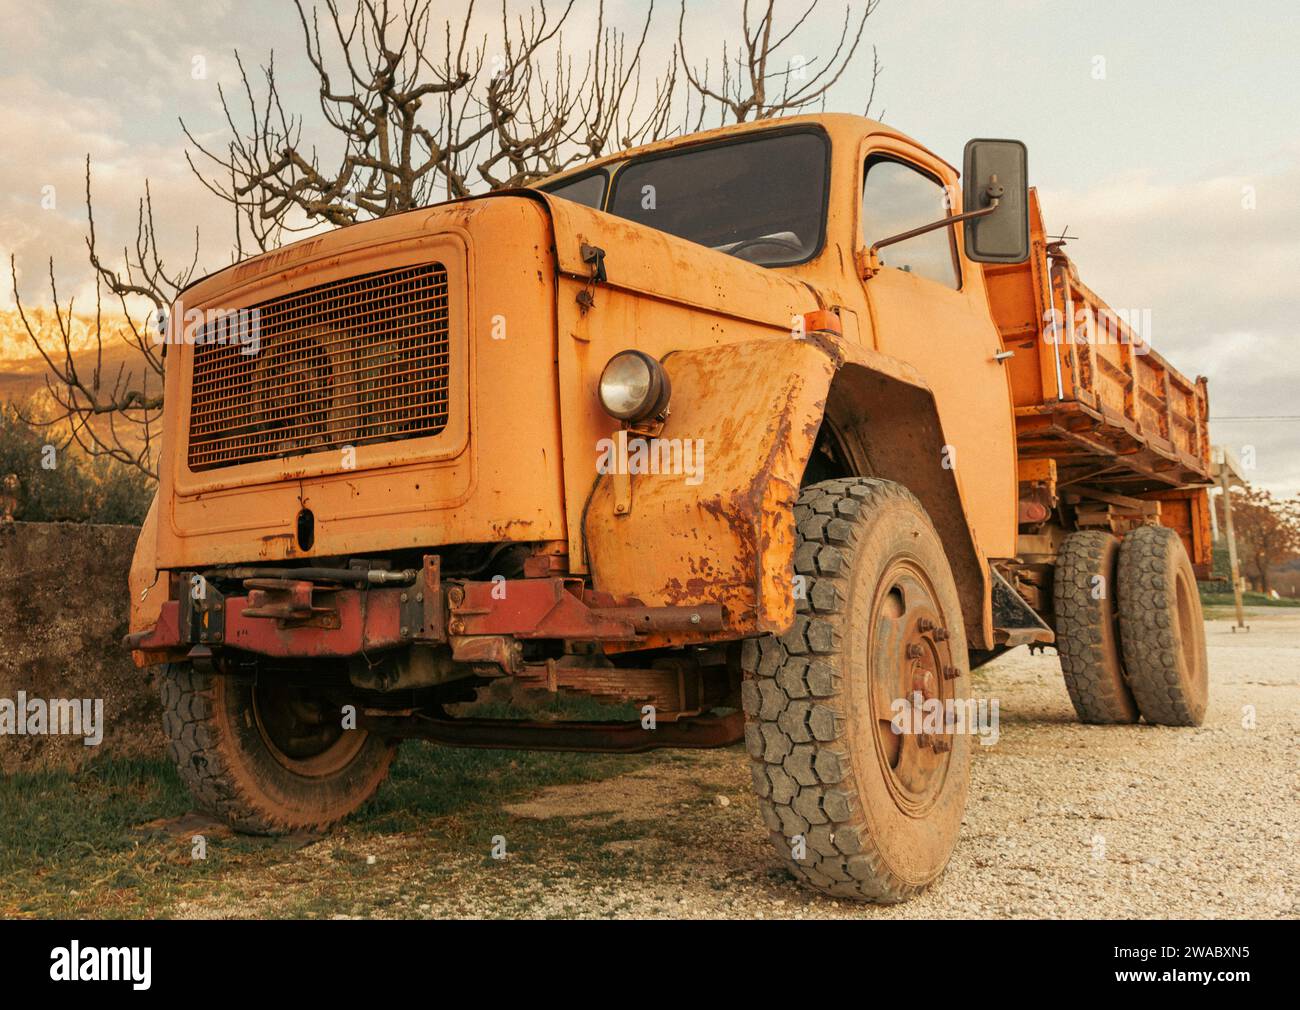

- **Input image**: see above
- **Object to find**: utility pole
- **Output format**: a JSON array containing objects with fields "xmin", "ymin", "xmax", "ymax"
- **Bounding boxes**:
[{"xmin": 1213, "ymin": 446, "xmax": 1248, "ymax": 632}]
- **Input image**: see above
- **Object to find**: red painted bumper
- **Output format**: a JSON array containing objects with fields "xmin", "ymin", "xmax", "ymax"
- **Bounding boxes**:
[{"xmin": 125, "ymin": 561, "xmax": 724, "ymax": 661}]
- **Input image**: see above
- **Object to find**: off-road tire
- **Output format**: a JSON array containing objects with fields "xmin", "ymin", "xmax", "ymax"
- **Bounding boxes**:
[
  {"xmin": 741, "ymin": 477, "xmax": 972, "ymax": 903},
  {"xmin": 1053, "ymin": 531, "xmax": 1139, "ymax": 723},
  {"xmin": 160, "ymin": 663, "xmax": 397, "ymax": 833},
  {"xmin": 1116, "ymin": 525, "xmax": 1209, "ymax": 726}
]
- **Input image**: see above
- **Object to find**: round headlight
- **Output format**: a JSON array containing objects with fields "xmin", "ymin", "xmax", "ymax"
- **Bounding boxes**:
[{"xmin": 598, "ymin": 350, "xmax": 671, "ymax": 422}]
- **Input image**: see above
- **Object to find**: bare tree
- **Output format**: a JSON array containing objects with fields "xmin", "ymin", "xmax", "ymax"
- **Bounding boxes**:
[
  {"xmin": 8, "ymin": 159, "xmax": 196, "ymax": 478},
  {"xmin": 187, "ymin": 0, "xmax": 883, "ymax": 238},
  {"xmin": 182, "ymin": 0, "xmax": 676, "ymax": 240},
  {"xmin": 677, "ymin": 0, "xmax": 881, "ymax": 127},
  {"xmin": 17, "ymin": 0, "xmax": 885, "ymax": 478},
  {"xmin": 472, "ymin": 1, "xmax": 678, "ymax": 188}
]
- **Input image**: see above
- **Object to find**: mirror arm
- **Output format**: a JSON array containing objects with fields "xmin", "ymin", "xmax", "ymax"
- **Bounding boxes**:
[{"xmin": 863, "ymin": 199, "xmax": 1000, "ymax": 279}]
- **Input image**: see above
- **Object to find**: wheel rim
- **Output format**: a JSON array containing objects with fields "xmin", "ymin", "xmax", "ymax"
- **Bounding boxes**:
[
  {"xmin": 251, "ymin": 680, "xmax": 367, "ymax": 778},
  {"xmin": 1174, "ymin": 567, "xmax": 1207, "ymax": 691},
  {"xmin": 867, "ymin": 558, "xmax": 957, "ymax": 817}
]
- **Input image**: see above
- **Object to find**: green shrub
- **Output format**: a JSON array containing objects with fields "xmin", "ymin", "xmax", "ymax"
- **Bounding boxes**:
[{"xmin": 0, "ymin": 401, "xmax": 154, "ymax": 524}]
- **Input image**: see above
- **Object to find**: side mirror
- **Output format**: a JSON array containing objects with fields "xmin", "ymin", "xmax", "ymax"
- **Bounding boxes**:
[{"xmin": 962, "ymin": 139, "xmax": 1029, "ymax": 263}]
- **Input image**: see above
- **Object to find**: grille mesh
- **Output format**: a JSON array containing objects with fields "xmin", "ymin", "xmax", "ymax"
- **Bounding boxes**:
[{"xmin": 187, "ymin": 263, "xmax": 451, "ymax": 472}]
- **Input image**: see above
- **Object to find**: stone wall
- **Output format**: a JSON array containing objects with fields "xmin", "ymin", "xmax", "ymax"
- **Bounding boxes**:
[{"xmin": 0, "ymin": 522, "xmax": 164, "ymax": 774}]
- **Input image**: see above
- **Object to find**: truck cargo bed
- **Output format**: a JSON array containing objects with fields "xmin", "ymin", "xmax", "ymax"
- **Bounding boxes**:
[
  {"xmin": 986, "ymin": 189, "xmax": 1212, "ymax": 491},
  {"xmin": 985, "ymin": 189, "xmax": 1213, "ymax": 570}
]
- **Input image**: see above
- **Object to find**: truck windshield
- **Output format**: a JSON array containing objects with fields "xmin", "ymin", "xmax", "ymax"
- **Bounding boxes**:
[{"xmin": 602, "ymin": 130, "xmax": 828, "ymax": 267}]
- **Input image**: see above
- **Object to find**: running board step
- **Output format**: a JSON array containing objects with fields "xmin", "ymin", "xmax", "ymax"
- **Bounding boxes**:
[{"xmin": 990, "ymin": 566, "xmax": 1055, "ymax": 647}]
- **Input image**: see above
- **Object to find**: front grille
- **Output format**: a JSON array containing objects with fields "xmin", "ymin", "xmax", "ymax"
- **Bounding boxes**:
[{"xmin": 187, "ymin": 264, "xmax": 451, "ymax": 472}]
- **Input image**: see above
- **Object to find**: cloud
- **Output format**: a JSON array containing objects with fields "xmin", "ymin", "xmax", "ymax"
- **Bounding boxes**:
[
  {"xmin": 1037, "ymin": 156, "xmax": 1300, "ymax": 495},
  {"xmin": 0, "ymin": 2, "xmax": 265, "ymax": 323},
  {"xmin": 0, "ymin": 76, "xmax": 230, "ymax": 320}
]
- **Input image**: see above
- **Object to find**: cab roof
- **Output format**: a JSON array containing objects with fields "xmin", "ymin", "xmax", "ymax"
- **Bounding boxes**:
[{"xmin": 533, "ymin": 112, "xmax": 958, "ymax": 191}]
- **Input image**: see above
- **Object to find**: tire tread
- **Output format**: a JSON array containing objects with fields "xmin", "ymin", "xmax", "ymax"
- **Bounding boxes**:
[
  {"xmin": 1053, "ymin": 531, "xmax": 1139, "ymax": 724},
  {"xmin": 742, "ymin": 477, "xmax": 946, "ymax": 903}
]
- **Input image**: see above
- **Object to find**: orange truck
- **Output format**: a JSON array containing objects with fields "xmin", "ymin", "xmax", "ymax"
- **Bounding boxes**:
[{"xmin": 126, "ymin": 113, "xmax": 1213, "ymax": 902}]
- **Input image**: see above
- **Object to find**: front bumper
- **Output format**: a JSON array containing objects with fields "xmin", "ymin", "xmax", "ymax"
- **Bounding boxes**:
[{"xmin": 124, "ymin": 556, "xmax": 725, "ymax": 666}]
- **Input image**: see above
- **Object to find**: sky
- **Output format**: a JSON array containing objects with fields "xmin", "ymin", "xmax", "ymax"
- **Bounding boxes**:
[{"xmin": 1, "ymin": 0, "xmax": 1297, "ymax": 492}]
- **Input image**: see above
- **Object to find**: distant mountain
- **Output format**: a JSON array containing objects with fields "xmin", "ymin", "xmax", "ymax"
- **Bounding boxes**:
[
  {"xmin": 0, "ymin": 309, "xmax": 159, "ymax": 463},
  {"xmin": 0, "ymin": 308, "xmax": 156, "ymax": 406}
]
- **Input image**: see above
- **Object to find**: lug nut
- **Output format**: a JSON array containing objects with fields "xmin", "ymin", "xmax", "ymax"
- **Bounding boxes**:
[
  {"xmin": 918, "ymin": 618, "xmax": 934, "ymax": 632},
  {"xmin": 943, "ymin": 666, "xmax": 960, "ymax": 680},
  {"xmin": 934, "ymin": 627, "xmax": 949, "ymax": 642},
  {"xmin": 932, "ymin": 738, "xmax": 952, "ymax": 753},
  {"xmin": 906, "ymin": 643, "xmax": 924, "ymax": 659}
]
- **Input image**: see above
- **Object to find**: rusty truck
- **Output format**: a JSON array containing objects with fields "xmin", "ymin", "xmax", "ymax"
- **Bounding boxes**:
[{"xmin": 126, "ymin": 113, "xmax": 1213, "ymax": 902}]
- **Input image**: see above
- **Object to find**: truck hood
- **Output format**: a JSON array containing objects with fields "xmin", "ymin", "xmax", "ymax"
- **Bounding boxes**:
[{"xmin": 180, "ymin": 190, "xmax": 829, "ymax": 329}]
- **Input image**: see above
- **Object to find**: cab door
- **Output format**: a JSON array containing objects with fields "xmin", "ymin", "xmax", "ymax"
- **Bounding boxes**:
[{"xmin": 857, "ymin": 135, "xmax": 1018, "ymax": 560}]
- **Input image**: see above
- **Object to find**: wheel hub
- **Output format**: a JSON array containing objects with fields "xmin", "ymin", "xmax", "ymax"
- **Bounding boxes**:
[
  {"xmin": 869, "ymin": 562, "xmax": 958, "ymax": 815},
  {"xmin": 252, "ymin": 680, "xmax": 367, "ymax": 777}
]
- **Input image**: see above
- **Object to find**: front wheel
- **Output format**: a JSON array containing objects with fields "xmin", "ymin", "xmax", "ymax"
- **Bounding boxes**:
[
  {"xmin": 160, "ymin": 663, "xmax": 397, "ymax": 834},
  {"xmin": 742, "ymin": 478, "xmax": 973, "ymax": 902}
]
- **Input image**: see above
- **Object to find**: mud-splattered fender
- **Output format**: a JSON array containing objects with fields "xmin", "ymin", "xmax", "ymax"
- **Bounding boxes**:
[
  {"xmin": 582, "ymin": 335, "xmax": 992, "ymax": 650},
  {"xmin": 583, "ymin": 338, "xmax": 830, "ymax": 640}
]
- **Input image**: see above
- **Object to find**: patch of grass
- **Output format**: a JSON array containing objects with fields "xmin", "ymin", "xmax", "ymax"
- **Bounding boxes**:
[
  {"xmin": 0, "ymin": 732, "xmax": 653, "ymax": 918},
  {"xmin": 0, "ymin": 759, "xmax": 189, "ymax": 877},
  {"xmin": 0, "ymin": 758, "xmax": 277, "ymax": 918},
  {"xmin": 360, "ymin": 740, "xmax": 647, "ymax": 832},
  {"xmin": 1199, "ymin": 590, "xmax": 1300, "ymax": 608}
]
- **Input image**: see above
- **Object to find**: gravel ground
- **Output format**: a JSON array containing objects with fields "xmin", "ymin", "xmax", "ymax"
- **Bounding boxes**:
[{"xmin": 174, "ymin": 611, "xmax": 1299, "ymax": 919}]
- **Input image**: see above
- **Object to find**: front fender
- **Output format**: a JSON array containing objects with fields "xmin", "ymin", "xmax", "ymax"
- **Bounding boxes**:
[
  {"xmin": 582, "ymin": 334, "xmax": 992, "ymax": 649},
  {"xmin": 584, "ymin": 337, "xmax": 831, "ymax": 641}
]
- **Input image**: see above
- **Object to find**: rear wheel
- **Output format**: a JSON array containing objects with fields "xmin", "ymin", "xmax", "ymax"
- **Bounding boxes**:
[
  {"xmin": 742, "ymin": 478, "xmax": 972, "ymax": 903},
  {"xmin": 1116, "ymin": 525, "xmax": 1209, "ymax": 726},
  {"xmin": 160, "ymin": 663, "xmax": 397, "ymax": 833},
  {"xmin": 1053, "ymin": 531, "xmax": 1139, "ymax": 723}
]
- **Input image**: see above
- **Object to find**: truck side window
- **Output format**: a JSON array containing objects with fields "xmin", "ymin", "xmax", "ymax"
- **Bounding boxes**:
[
  {"xmin": 540, "ymin": 170, "xmax": 608, "ymax": 209},
  {"xmin": 861, "ymin": 156, "xmax": 960, "ymax": 289}
]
